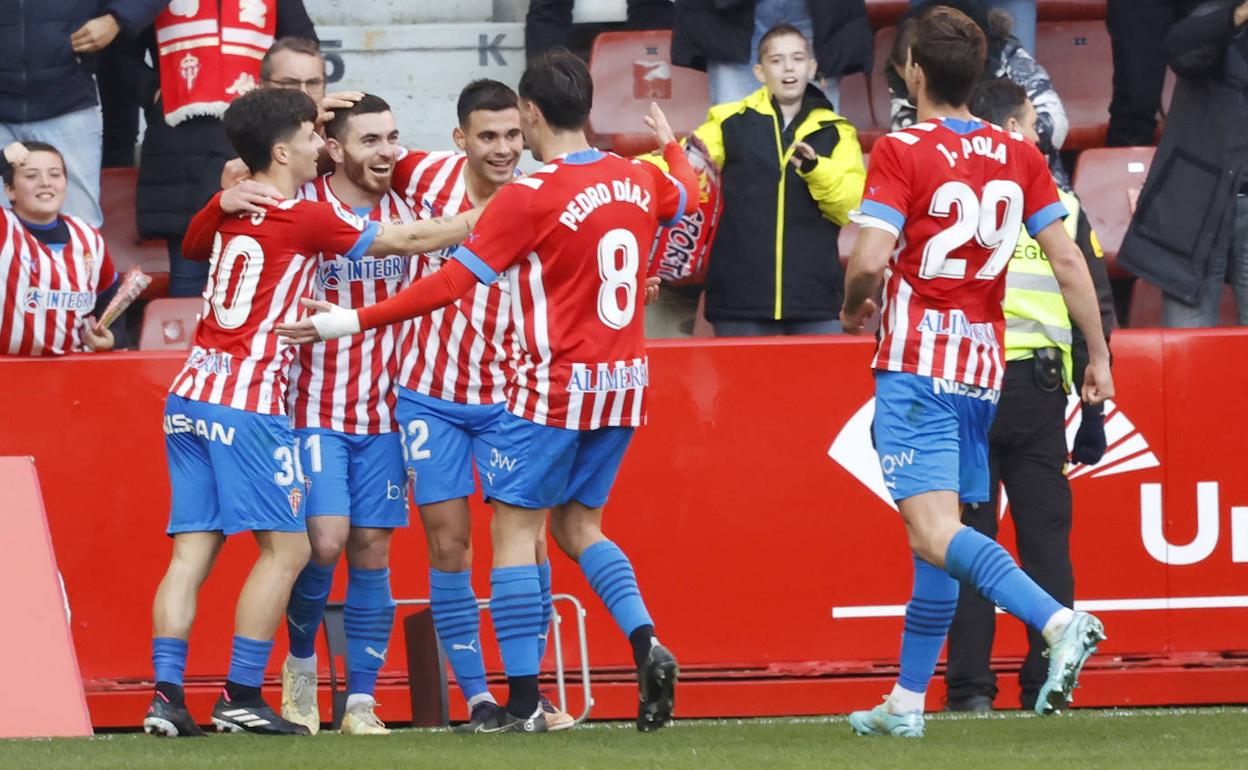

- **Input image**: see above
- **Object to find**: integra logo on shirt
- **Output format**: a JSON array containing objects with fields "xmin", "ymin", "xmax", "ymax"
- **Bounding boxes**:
[
  {"xmin": 318, "ymin": 255, "xmax": 407, "ymax": 290},
  {"xmin": 186, "ymin": 345, "xmax": 233, "ymax": 376},
  {"xmin": 567, "ymin": 361, "xmax": 650, "ymax": 393},
  {"xmin": 163, "ymin": 413, "xmax": 236, "ymax": 445},
  {"xmin": 916, "ymin": 309, "xmax": 998, "ymax": 346},
  {"xmin": 23, "ymin": 287, "xmax": 94, "ymax": 313}
]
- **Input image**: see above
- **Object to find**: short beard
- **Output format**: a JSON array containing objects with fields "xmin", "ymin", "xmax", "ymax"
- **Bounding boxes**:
[{"xmin": 343, "ymin": 155, "xmax": 390, "ymax": 196}]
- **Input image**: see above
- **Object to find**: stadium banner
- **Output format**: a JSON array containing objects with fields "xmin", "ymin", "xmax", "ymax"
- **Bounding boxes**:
[{"xmin": 0, "ymin": 330, "xmax": 1245, "ymax": 724}]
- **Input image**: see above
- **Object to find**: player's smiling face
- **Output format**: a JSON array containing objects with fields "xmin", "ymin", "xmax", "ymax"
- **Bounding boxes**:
[
  {"xmin": 456, "ymin": 107, "xmax": 523, "ymax": 187},
  {"xmin": 334, "ymin": 110, "xmax": 400, "ymax": 196},
  {"xmin": 754, "ymin": 33, "xmax": 816, "ymax": 106},
  {"xmin": 6, "ymin": 150, "xmax": 67, "ymax": 224}
]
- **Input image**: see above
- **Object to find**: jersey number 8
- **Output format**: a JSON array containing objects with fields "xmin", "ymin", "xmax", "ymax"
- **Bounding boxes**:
[
  {"xmin": 920, "ymin": 179, "xmax": 1024, "ymax": 281},
  {"xmin": 596, "ymin": 228, "xmax": 639, "ymax": 330}
]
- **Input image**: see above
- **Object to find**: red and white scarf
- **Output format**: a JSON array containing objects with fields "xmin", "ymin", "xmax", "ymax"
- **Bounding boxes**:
[{"xmin": 154, "ymin": 0, "xmax": 277, "ymax": 126}]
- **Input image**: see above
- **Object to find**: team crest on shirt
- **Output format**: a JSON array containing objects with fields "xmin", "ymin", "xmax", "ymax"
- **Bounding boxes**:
[
  {"xmin": 319, "ymin": 261, "xmax": 344, "ymax": 290},
  {"xmin": 288, "ymin": 486, "xmax": 303, "ymax": 519},
  {"xmin": 22, "ymin": 288, "xmax": 41, "ymax": 313}
]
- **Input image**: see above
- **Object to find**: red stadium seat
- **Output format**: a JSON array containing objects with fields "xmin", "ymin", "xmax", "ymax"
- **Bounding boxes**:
[
  {"xmin": 139, "ymin": 297, "xmax": 201, "ymax": 350},
  {"xmin": 587, "ymin": 30, "xmax": 710, "ymax": 157},
  {"xmin": 865, "ymin": 0, "xmax": 907, "ymax": 29},
  {"xmin": 1127, "ymin": 280, "xmax": 1241, "ymax": 328},
  {"xmin": 1072, "ymin": 146, "xmax": 1155, "ymax": 278},
  {"xmin": 1035, "ymin": 21, "xmax": 1112, "ymax": 149},
  {"xmin": 1037, "ymin": 1, "xmax": 1106, "ymax": 21},
  {"xmin": 838, "ymin": 28, "xmax": 895, "ymax": 152},
  {"xmin": 99, "ymin": 168, "xmax": 169, "ymax": 298}
]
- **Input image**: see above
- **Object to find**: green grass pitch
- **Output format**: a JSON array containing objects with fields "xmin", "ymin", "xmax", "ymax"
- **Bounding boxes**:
[{"xmin": 3, "ymin": 709, "xmax": 1245, "ymax": 769}]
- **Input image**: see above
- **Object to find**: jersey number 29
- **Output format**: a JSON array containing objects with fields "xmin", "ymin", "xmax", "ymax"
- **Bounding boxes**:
[{"xmin": 920, "ymin": 180, "xmax": 1024, "ymax": 281}]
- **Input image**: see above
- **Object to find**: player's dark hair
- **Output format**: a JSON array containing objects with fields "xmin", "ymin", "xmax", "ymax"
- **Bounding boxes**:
[
  {"xmin": 324, "ymin": 93, "xmax": 393, "ymax": 142},
  {"xmin": 970, "ymin": 77, "xmax": 1029, "ymax": 127},
  {"xmin": 260, "ymin": 37, "xmax": 324, "ymax": 82},
  {"xmin": 757, "ymin": 23, "xmax": 811, "ymax": 64},
  {"xmin": 223, "ymin": 88, "xmax": 318, "ymax": 174},
  {"xmin": 457, "ymin": 79, "xmax": 519, "ymax": 127},
  {"xmin": 2, "ymin": 141, "xmax": 64, "ymax": 187},
  {"xmin": 518, "ymin": 49, "xmax": 593, "ymax": 132},
  {"xmin": 911, "ymin": 7, "xmax": 987, "ymax": 108},
  {"xmin": 890, "ymin": 18, "xmax": 917, "ymax": 72}
]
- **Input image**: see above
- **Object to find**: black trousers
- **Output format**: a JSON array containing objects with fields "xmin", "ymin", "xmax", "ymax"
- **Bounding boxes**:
[
  {"xmin": 525, "ymin": 0, "xmax": 675, "ymax": 60},
  {"xmin": 945, "ymin": 358, "xmax": 1074, "ymax": 709},
  {"xmin": 1106, "ymin": 0, "xmax": 1185, "ymax": 147}
]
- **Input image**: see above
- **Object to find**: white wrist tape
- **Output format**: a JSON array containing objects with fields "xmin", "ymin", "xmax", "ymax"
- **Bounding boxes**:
[{"xmin": 309, "ymin": 305, "xmax": 361, "ymax": 340}]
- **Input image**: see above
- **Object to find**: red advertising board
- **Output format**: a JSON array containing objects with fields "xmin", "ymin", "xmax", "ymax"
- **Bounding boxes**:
[{"xmin": 0, "ymin": 330, "xmax": 1244, "ymax": 727}]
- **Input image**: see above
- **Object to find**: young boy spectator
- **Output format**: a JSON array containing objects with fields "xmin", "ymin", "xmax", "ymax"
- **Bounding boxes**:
[{"xmin": 693, "ymin": 23, "xmax": 865, "ymax": 337}]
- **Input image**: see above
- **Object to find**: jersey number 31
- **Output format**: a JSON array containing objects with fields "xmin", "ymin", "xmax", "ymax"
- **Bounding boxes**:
[{"xmin": 920, "ymin": 179, "xmax": 1023, "ymax": 281}]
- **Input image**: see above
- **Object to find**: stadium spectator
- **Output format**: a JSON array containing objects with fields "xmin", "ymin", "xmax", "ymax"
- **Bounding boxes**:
[
  {"xmin": 693, "ymin": 23, "xmax": 865, "ymax": 337},
  {"xmin": 1106, "ymin": 0, "xmax": 1194, "ymax": 147},
  {"xmin": 673, "ymin": 0, "xmax": 873, "ymax": 107},
  {"xmin": 911, "ymin": 0, "xmax": 1036, "ymax": 53},
  {"xmin": 526, "ymin": 0, "xmax": 675, "ymax": 61},
  {"xmin": 0, "ymin": 141, "xmax": 121, "ymax": 355},
  {"xmin": 135, "ymin": 1, "xmax": 316, "ymax": 298},
  {"xmin": 0, "ymin": 1, "xmax": 168, "ymax": 225},
  {"xmin": 1120, "ymin": 0, "xmax": 1248, "ymax": 327},
  {"xmin": 888, "ymin": 1, "xmax": 1071, "ymax": 188},
  {"xmin": 944, "ymin": 79, "xmax": 1114, "ymax": 713}
]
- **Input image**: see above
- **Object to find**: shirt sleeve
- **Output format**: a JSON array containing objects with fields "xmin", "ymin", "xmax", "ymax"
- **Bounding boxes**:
[
  {"xmin": 850, "ymin": 134, "xmax": 910, "ymax": 237},
  {"xmin": 302, "ymin": 201, "xmax": 379, "ymax": 260},
  {"xmin": 450, "ymin": 183, "xmax": 538, "ymax": 284},
  {"xmin": 1019, "ymin": 142, "xmax": 1066, "ymax": 237},
  {"xmin": 641, "ymin": 141, "xmax": 698, "ymax": 227},
  {"xmin": 390, "ymin": 146, "xmax": 430, "ymax": 209}
]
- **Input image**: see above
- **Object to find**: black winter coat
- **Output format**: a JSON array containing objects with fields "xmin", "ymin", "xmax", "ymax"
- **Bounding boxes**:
[
  {"xmin": 1119, "ymin": 1, "xmax": 1248, "ymax": 304},
  {"xmin": 136, "ymin": 0, "xmax": 316, "ymax": 240},
  {"xmin": 0, "ymin": 0, "xmax": 167, "ymax": 123},
  {"xmin": 672, "ymin": 0, "xmax": 872, "ymax": 80}
]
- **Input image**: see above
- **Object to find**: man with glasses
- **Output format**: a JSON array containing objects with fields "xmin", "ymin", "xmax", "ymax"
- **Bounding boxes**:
[{"xmin": 261, "ymin": 37, "xmax": 328, "ymax": 104}]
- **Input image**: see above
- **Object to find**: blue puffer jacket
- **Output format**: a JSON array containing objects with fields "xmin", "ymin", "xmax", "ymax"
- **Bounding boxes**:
[{"xmin": 0, "ymin": 0, "xmax": 167, "ymax": 124}]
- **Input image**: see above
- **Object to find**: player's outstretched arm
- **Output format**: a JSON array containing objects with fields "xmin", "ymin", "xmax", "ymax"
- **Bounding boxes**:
[
  {"xmin": 370, "ymin": 207, "xmax": 485, "ymax": 256},
  {"xmin": 276, "ymin": 258, "xmax": 481, "ymax": 344},
  {"xmin": 840, "ymin": 226, "xmax": 895, "ymax": 334},
  {"xmin": 1035, "ymin": 222, "xmax": 1114, "ymax": 405}
]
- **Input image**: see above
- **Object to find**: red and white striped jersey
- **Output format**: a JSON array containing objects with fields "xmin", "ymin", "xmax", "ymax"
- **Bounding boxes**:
[
  {"xmin": 0, "ymin": 210, "xmax": 116, "ymax": 356},
  {"xmin": 853, "ymin": 118, "xmax": 1064, "ymax": 390},
  {"xmin": 452, "ymin": 148, "xmax": 690, "ymax": 429},
  {"xmin": 286, "ymin": 175, "xmax": 415, "ymax": 434},
  {"xmin": 390, "ymin": 147, "xmax": 516, "ymax": 405},
  {"xmin": 170, "ymin": 197, "xmax": 378, "ymax": 415}
]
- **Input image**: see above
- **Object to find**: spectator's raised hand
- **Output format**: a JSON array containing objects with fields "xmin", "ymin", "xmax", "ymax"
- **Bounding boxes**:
[
  {"xmin": 3, "ymin": 142, "xmax": 29, "ymax": 168},
  {"xmin": 70, "ymin": 14, "xmax": 120, "ymax": 53},
  {"xmin": 318, "ymin": 91, "xmax": 365, "ymax": 128},
  {"xmin": 643, "ymin": 101, "xmax": 677, "ymax": 147},
  {"xmin": 220, "ymin": 180, "xmax": 283, "ymax": 216}
]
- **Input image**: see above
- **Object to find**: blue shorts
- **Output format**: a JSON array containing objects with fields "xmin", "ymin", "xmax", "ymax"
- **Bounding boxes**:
[
  {"xmin": 396, "ymin": 387, "xmax": 505, "ymax": 506},
  {"xmin": 295, "ymin": 428, "xmax": 408, "ymax": 528},
  {"xmin": 872, "ymin": 371, "xmax": 999, "ymax": 504},
  {"xmin": 480, "ymin": 411, "xmax": 634, "ymax": 510},
  {"xmin": 164, "ymin": 394, "xmax": 305, "ymax": 536}
]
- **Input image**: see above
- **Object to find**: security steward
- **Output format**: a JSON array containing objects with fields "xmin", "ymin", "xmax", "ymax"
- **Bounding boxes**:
[{"xmin": 944, "ymin": 78, "xmax": 1117, "ymax": 712}]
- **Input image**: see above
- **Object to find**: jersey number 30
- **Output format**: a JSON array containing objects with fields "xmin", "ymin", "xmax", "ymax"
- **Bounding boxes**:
[
  {"xmin": 920, "ymin": 180, "xmax": 1023, "ymax": 281},
  {"xmin": 208, "ymin": 233, "xmax": 264, "ymax": 329}
]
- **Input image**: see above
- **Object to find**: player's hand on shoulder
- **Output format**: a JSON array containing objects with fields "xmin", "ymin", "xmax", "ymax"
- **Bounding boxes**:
[
  {"xmin": 83, "ymin": 317, "xmax": 114, "ymax": 352},
  {"xmin": 1080, "ymin": 359, "xmax": 1114, "ymax": 406},
  {"xmin": 220, "ymin": 180, "xmax": 282, "ymax": 216},
  {"xmin": 644, "ymin": 101, "xmax": 677, "ymax": 147},
  {"xmin": 220, "ymin": 158, "xmax": 250, "ymax": 189},
  {"xmin": 3, "ymin": 142, "xmax": 29, "ymax": 168},
  {"xmin": 318, "ymin": 91, "xmax": 365, "ymax": 128}
]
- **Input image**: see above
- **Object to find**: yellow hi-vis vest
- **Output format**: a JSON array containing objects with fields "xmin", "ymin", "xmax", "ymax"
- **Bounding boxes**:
[{"xmin": 1003, "ymin": 188, "xmax": 1087, "ymax": 388}]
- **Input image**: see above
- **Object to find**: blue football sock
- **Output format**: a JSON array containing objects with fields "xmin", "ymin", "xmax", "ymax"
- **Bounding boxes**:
[
  {"xmin": 945, "ymin": 526, "xmax": 1064, "ymax": 631},
  {"xmin": 897, "ymin": 554, "xmax": 960, "ymax": 694},
  {"xmin": 227, "ymin": 636, "xmax": 274, "ymax": 688},
  {"xmin": 490, "ymin": 566, "xmax": 542, "ymax": 679},
  {"xmin": 344, "ymin": 567, "xmax": 396, "ymax": 697},
  {"xmin": 537, "ymin": 560, "xmax": 552, "ymax": 662},
  {"xmin": 429, "ymin": 568, "xmax": 489, "ymax": 701},
  {"xmin": 579, "ymin": 540, "xmax": 653, "ymax": 638},
  {"xmin": 286, "ymin": 561, "xmax": 335, "ymax": 659},
  {"xmin": 152, "ymin": 637, "xmax": 188, "ymax": 687}
]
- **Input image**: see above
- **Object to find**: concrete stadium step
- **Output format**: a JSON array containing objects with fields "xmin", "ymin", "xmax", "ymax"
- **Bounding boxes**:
[
  {"xmin": 317, "ymin": 22, "xmax": 525, "ymax": 154},
  {"xmin": 305, "ymin": 0, "xmax": 494, "ymax": 25}
]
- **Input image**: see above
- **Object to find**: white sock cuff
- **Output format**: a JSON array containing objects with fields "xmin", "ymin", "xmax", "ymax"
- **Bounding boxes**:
[
  {"xmin": 888, "ymin": 684, "xmax": 926, "ymax": 715},
  {"xmin": 286, "ymin": 652, "xmax": 317, "ymax": 673}
]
